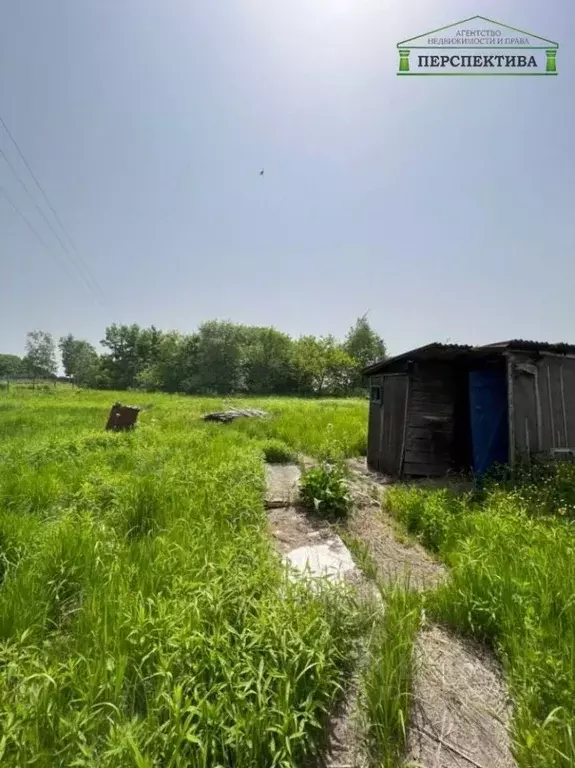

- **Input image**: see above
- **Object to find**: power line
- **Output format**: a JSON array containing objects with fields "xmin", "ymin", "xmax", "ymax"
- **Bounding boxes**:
[
  {"xmin": 0, "ymin": 146, "xmax": 93, "ymax": 292},
  {"xmin": 0, "ymin": 188, "xmax": 78, "ymax": 285},
  {"xmin": 0, "ymin": 114, "xmax": 107, "ymax": 305},
  {"xmin": 0, "ymin": 143, "xmax": 104, "ymax": 305}
]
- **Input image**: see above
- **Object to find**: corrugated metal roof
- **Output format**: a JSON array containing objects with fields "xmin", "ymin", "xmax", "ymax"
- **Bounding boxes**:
[
  {"xmin": 363, "ymin": 343, "xmax": 473, "ymax": 375},
  {"xmin": 363, "ymin": 339, "xmax": 575, "ymax": 376},
  {"xmin": 480, "ymin": 339, "xmax": 575, "ymax": 354}
]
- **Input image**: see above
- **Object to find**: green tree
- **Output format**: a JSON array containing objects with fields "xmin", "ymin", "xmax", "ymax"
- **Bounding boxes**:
[
  {"xmin": 136, "ymin": 326, "xmax": 164, "ymax": 367},
  {"xmin": 135, "ymin": 332, "xmax": 181, "ymax": 392},
  {"xmin": 193, "ymin": 321, "xmax": 247, "ymax": 394},
  {"xmin": 244, "ymin": 327, "xmax": 296, "ymax": 394},
  {"xmin": 172, "ymin": 333, "xmax": 200, "ymax": 393},
  {"xmin": 292, "ymin": 335, "xmax": 355, "ymax": 396},
  {"xmin": 24, "ymin": 330, "xmax": 57, "ymax": 381},
  {"xmin": 86, "ymin": 359, "xmax": 112, "ymax": 390},
  {"xmin": 33, "ymin": 317, "xmax": 385, "ymax": 395},
  {"xmin": 291, "ymin": 336, "xmax": 323, "ymax": 394},
  {"xmin": 343, "ymin": 315, "xmax": 386, "ymax": 369},
  {"xmin": 100, "ymin": 324, "xmax": 143, "ymax": 389},
  {"xmin": 0, "ymin": 354, "xmax": 25, "ymax": 378},
  {"xmin": 343, "ymin": 315, "xmax": 386, "ymax": 390},
  {"xmin": 59, "ymin": 335, "xmax": 99, "ymax": 386},
  {"xmin": 324, "ymin": 343, "xmax": 356, "ymax": 396},
  {"xmin": 101, "ymin": 324, "xmax": 166, "ymax": 389}
]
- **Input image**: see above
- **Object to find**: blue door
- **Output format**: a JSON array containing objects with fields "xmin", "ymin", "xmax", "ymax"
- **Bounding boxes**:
[{"xmin": 469, "ymin": 370, "xmax": 509, "ymax": 476}]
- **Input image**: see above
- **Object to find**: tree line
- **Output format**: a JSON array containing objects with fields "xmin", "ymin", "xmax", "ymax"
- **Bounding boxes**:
[{"xmin": 0, "ymin": 316, "xmax": 385, "ymax": 396}]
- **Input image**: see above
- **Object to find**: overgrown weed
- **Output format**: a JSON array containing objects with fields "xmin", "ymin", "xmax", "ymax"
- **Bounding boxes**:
[
  {"xmin": 0, "ymin": 389, "xmax": 364, "ymax": 766},
  {"xmin": 387, "ymin": 471, "xmax": 575, "ymax": 768},
  {"xmin": 363, "ymin": 584, "xmax": 422, "ymax": 768}
]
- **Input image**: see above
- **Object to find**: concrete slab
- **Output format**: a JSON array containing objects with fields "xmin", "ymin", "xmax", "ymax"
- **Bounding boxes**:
[
  {"xmin": 265, "ymin": 464, "xmax": 301, "ymax": 508},
  {"xmin": 268, "ymin": 506, "xmax": 332, "ymax": 553},
  {"xmin": 285, "ymin": 537, "xmax": 357, "ymax": 583}
]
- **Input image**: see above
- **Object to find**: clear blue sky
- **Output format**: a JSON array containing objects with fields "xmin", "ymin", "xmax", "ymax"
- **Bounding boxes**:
[{"xmin": 1, "ymin": 0, "xmax": 572, "ymax": 357}]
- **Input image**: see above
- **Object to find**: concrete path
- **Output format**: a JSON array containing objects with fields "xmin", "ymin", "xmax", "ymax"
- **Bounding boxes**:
[
  {"xmin": 265, "ymin": 457, "xmax": 517, "ymax": 768},
  {"xmin": 264, "ymin": 462, "xmax": 368, "ymax": 767},
  {"xmin": 265, "ymin": 464, "xmax": 302, "ymax": 509},
  {"xmin": 265, "ymin": 464, "xmax": 359, "ymax": 586},
  {"xmin": 286, "ymin": 538, "xmax": 357, "ymax": 582},
  {"xmin": 345, "ymin": 462, "xmax": 517, "ymax": 768}
]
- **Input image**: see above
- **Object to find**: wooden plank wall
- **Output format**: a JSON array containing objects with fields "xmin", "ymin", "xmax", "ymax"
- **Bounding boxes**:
[
  {"xmin": 512, "ymin": 354, "xmax": 575, "ymax": 457},
  {"xmin": 403, "ymin": 363, "xmax": 456, "ymax": 477},
  {"xmin": 380, "ymin": 375, "xmax": 408, "ymax": 475},
  {"xmin": 367, "ymin": 375, "xmax": 383, "ymax": 469}
]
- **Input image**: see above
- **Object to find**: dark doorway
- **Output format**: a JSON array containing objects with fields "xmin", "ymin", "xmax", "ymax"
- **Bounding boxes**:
[
  {"xmin": 469, "ymin": 368, "xmax": 509, "ymax": 476},
  {"xmin": 452, "ymin": 365, "xmax": 472, "ymax": 472}
]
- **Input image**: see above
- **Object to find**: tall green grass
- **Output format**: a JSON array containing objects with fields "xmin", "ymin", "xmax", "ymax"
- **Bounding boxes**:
[
  {"xmin": 342, "ymin": 535, "xmax": 421, "ymax": 768},
  {"xmin": 0, "ymin": 390, "xmax": 364, "ymax": 766},
  {"xmin": 231, "ymin": 398, "xmax": 368, "ymax": 457},
  {"xmin": 363, "ymin": 585, "xmax": 421, "ymax": 768},
  {"xmin": 388, "ymin": 478, "xmax": 575, "ymax": 768},
  {"xmin": 0, "ymin": 389, "xmax": 368, "ymax": 459}
]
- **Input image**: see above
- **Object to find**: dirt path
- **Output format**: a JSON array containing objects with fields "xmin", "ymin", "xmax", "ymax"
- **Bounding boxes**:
[
  {"xmin": 264, "ymin": 463, "xmax": 369, "ymax": 768},
  {"xmin": 265, "ymin": 464, "xmax": 359, "ymax": 585},
  {"xmin": 407, "ymin": 626, "xmax": 516, "ymax": 768},
  {"xmin": 344, "ymin": 459, "xmax": 517, "ymax": 768},
  {"xmin": 264, "ymin": 459, "xmax": 517, "ymax": 768},
  {"xmin": 346, "ymin": 460, "xmax": 446, "ymax": 591}
]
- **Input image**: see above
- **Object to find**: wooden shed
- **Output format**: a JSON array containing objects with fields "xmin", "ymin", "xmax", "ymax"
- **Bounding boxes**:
[{"xmin": 363, "ymin": 340, "xmax": 575, "ymax": 478}]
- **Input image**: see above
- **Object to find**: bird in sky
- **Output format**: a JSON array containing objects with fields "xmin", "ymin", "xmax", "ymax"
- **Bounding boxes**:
[{"xmin": 259, "ymin": 168, "xmax": 264, "ymax": 176}]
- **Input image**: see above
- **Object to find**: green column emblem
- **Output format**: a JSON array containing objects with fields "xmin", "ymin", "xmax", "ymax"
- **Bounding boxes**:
[
  {"xmin": 398, "ymin": 49, "xmax": 410, "ymax": 73},
  {"xmin": 546, "ymin": 49, "xmax": 557, "ymax": 73},
  {"xmin": 396, "ymin": 17, "xmax": 558, "ymax": 77}
]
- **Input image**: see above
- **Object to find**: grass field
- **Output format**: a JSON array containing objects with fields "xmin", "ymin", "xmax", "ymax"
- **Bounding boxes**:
[
  {"xmin": 3, "ymin": 387, "xmax": 575, "ymax": 768},
  {"xmin": 0, "ymin": 389, "xmax": 368, "ymax": 766},
  {"xmin": 388, "ymin": 475, "xmax": 575, "ymax": 768}
]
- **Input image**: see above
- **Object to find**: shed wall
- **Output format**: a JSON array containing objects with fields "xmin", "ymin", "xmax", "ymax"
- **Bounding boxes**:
[
  {"xmin": 403, "ymin": 363, "xmax": 456, "ymax": 477},
  {"xmin": 367, "ymin": 375, "xmax": 382, "ymax": 468},
  {"xmin": 380, "ymin": 375, "xmax": 409, "ymax": 475},
  {"xmin": 366, "ymin": 374, "xmax": 408, "ymax": 474},
  {"xmin": 511, "ymin": 353, "xmax": 575, "ymax": 456}
]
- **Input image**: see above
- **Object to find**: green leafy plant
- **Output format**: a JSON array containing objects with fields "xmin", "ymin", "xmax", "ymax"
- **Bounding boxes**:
[{"xmin": 299, "ymin": 462, "xmax": 351, "ymax": 521}]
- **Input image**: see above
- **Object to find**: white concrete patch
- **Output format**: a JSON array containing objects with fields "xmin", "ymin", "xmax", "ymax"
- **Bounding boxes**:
[
  {"xmin": 285, "ymin": 537, "xmax": 357, "ymax": 583},
  {"xmin": 265, "ymin": 464, "xmax": 301, "ymax": 508}
]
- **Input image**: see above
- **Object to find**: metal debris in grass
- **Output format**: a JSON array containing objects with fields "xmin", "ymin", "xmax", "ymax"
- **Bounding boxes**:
[
  {"xmin": 202, "ymin": 408, "xmax": 270, "ymax": 424},
  {"xmin": 105, "ymin": 402, "xmax": 141, "ymax": 431}
]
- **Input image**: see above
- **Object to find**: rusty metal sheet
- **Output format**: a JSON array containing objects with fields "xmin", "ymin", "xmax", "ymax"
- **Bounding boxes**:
[{"xmin": 105, "ymin": 402, "xmax": 140, "ymax": 431}]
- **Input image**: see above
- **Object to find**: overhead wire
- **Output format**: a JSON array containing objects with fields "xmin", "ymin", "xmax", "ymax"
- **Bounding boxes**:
[
  {"xmin": 0, "ymin": 114, "xmax": 107, "ymax": 306},
  {"xmin": 0, "ymin": 143, "xmax": 104, "ymax": 305},
  {"xmin": 0, "ymin": 187, "xmax": 79, "ymax": 286}
]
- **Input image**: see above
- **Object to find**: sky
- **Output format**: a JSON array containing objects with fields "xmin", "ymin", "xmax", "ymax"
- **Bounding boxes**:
[{"xmin": 0, "ymin": 0, "xmax": 573, "ymax": 358}]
